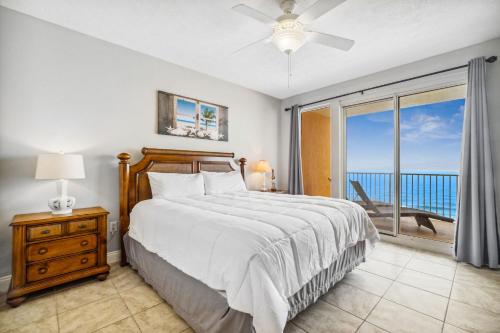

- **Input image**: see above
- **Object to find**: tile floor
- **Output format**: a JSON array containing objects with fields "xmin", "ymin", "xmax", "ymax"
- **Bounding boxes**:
[{"xmin": 1, "ymin": 241, "xmax": 499, "ymax": 333}]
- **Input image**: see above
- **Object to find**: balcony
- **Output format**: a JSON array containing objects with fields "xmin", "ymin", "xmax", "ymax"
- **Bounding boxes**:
[{"xmin": 346, "ymin": 172, "xmax": 458, "ymax": 243}]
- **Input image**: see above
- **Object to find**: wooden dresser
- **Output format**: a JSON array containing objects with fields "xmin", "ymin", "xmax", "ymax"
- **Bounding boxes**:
[{"xmin": 7, "ymin": 207, "xmax": 110, "ymax": 307}]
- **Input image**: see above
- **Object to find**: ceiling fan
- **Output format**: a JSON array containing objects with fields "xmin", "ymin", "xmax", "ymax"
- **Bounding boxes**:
[{"xmin": 232, "ymin": 0, "xmax": 354, "ymax": 55}]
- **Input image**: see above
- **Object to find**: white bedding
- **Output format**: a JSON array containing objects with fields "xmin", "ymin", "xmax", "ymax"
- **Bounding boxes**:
[{"xmin": 128, "ymin": 191, "xmax": 379, "ymax": 333}]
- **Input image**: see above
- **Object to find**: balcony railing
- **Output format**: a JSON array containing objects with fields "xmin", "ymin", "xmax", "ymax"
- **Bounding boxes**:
[{"xmin": 346, "ymin": 172, "xmax": 459, "ymax": 219}]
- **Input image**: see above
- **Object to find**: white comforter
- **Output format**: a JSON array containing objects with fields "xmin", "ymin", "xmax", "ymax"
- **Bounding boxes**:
[{"xmin": 128, "ymin": 191, "xmax": 379, "ymax": 333}]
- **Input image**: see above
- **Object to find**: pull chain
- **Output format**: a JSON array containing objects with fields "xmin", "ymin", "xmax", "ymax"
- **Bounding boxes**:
[{"xmin": 287, "ymin": 52, "xmax": 292, "ymax": 88}]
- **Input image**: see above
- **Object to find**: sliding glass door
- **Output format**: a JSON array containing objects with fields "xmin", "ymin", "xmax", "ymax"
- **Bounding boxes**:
[
  {"xmin": 344, "ymin": 85, "xmax": 465, "ymax": 242},
  {"xmin": 345, "ymin": 98, "xmax": 396, "ymax": 235},
  {"xmin": 398, "ymin": 85, "xmax": 465, "ymax": 242}
]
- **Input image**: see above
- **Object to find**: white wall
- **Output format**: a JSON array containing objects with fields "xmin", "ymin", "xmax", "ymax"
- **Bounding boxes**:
[
  {"xmin": 279, "ymin": 37, "xmax": 500, "ymax": 207},
  {"xmin": 0, "ymin": 7, "xmax": 281, "ymax": 277}
]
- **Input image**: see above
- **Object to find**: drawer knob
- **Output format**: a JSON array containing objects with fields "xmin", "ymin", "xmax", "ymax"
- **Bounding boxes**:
[
  {"xmin": 41, "ymin": 230, "xmax": 51, "ymax": 235},
  {"xmin": 78, "ymin": 224, "xmax": 87, "ymax": 229},
  {"xmin": 38, "ymin": 247, "xmax": 48, "ymax": 255},
  {"xmin": 80, "ymin": 240, "xmax": 89, "ymax": 247},
  {"xmin": 38, "ymin": 267, "xmax": 48, "ymax": 275},
  {"xmin": 81, "ymin": 257, "xmax": 89, "ymax": 264}
]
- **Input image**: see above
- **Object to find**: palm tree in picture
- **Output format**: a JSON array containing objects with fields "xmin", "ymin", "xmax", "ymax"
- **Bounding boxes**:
[{"xmin": 201, "ymin": 108, "xmax": 216, "ymax": 130}]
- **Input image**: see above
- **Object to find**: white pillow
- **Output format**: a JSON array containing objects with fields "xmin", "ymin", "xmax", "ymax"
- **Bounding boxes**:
[
  {"xmin": 147, "ymin": 172, "xmax": 205, "ymax": 198},
  {"xmin": 201, "ymin": 170, "xmax": 247, "ymax": 195}
]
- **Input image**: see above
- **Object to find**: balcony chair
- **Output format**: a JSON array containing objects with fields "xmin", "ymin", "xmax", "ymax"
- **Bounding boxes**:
[{"xmin": 349, "ymin": 180, "xmax": 454, "ymax": 234}]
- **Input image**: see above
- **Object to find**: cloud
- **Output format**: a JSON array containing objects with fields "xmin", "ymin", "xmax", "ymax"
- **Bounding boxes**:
[
  {"xmin": 366, "ymin": 111, "xmax": 393, "ymax": 124},
  {"xmin": 400, "ymin": 112, "xmax": 462, "ymax": 142},
  {"xmin": 451, "ymin": 110, "xmax": 464, "ymax": 124}
]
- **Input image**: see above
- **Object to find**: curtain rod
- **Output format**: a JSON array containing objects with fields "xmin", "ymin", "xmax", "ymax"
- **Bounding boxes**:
[{"xmin": 284, "ymin": 55, "xmax": 497, "ymax": 112}]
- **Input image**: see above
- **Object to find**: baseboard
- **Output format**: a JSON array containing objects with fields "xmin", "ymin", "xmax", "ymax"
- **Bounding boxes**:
[
  {"xmin": 0, "ymin": 250, "xmax": 122, "ymax": 294},
  {"xmin": 107, "ymin": 250, "xmax": 121, "ymax": 264},
  {"xmin": 0, "ymin": 275, "xmax": 11, "ymax": 294}
]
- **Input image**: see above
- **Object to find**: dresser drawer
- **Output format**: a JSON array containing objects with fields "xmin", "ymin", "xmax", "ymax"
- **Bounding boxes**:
[
  {"xmin": 68, "ymin": 219, "xmax": 97, "ymax": 234},
  {"xmin": 27, "ymin": 224, "xmax": 62, "ymax": 241},
  {"xmin": 27, "ymin": 234, "xmax": 97, "ymax": 262},
  {"xmin": 27, "ymin": 252, "xmax": 97, "ymax": 282}
]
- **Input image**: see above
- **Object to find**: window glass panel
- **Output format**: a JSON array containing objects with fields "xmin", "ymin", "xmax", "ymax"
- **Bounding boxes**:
[
  {"xmin": 175, "ymin": 98, "xmax": 197, "ymax": 129},
  {"xmin": 399, "ymin": 85, "xmax": 465, "ymax": 243},
  {"xmin": 200, "ymin": 104, "xmax": 218, "ymax": 130},
  {"xmin": 345, "ymin": 98, "xmax": 395, "ymax": 235}
]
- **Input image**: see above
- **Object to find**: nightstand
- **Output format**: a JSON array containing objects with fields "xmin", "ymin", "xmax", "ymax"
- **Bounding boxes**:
[
  {"xmin": 7, "ymin": 207, "xmax": 110, "ymax": 307},
  {"xmin": 260, "ymin": 189, "xmax": 288, "ymax": 194}
]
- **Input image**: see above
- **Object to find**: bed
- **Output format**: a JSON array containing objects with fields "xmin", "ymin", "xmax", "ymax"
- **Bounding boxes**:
[{"xmin": 117, "ymin": 148, "xmax": 378, "ymax": 333}]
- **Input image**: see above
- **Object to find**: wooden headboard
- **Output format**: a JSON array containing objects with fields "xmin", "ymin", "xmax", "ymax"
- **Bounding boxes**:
[{"xmin": 117, "ymin": 147, "xmax": 247, "ymax": 265}]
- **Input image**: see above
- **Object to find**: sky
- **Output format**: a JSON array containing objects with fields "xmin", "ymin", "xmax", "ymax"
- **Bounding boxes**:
[
  {"xmin": 346, "ymin": 99, "xmax": 465, "ymax": 173},
  {"xmin": 177, "ymin": 99, "xmax": 196, "ymax": 116}
]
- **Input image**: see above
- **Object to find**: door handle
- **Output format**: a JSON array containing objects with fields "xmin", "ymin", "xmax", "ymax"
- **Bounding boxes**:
[{"xmin": 328, "ymin": 177, "xmax": 332, "ymax": 182}]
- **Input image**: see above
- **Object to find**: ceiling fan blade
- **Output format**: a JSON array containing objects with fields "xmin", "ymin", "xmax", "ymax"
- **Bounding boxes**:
[
  {"xmin": 232, "ymin": 4, "xmax": 275, "ymax": 24},
  {"xmin": 307, "ymin": 31, "xmax": 354, "ymax": 51},
  {"xmin": 298, "ymin": 0, "xmax": 346, "ymax": 24},
  {"xmin": 232, "ymin": 35, "xmax": 273, "ymax": 54}
]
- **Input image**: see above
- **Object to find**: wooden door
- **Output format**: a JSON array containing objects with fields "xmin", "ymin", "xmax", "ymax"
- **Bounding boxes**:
[{"xmin": 301, "ymin": 107, "xmax": 331, "ymax": 196}]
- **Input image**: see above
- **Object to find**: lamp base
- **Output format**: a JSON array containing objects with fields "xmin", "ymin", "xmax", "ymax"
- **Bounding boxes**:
[
  {"xmin": 260, "ymin": 172, "xmax": 267, "ymax": 191},
  {"xmin": 51, "ymin": 208, "xmax": 73, "ymax": 215},
  {"xmin": 48, "ymin": 196, "xmax": 76, "ymax": 215}
]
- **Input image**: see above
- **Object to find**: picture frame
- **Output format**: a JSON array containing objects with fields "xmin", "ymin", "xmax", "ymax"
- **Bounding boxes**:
[{"xmin": 157, "ymin": 91, "xmax": 228, "ymax": 141}]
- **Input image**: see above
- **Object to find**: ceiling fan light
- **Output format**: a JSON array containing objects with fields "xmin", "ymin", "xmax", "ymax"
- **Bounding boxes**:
[{"xmin": 272, "ymin": 19, "xmax": 305, "ymax": 54}]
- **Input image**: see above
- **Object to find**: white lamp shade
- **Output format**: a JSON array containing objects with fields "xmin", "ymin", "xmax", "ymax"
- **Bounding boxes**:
[
  {"xmin": 255, "ymin": 160, "xmax": 272, "ymax": 173},
  {"xmin": 35, "ymin": 154, "xmax": 85, "ymax": 180}
]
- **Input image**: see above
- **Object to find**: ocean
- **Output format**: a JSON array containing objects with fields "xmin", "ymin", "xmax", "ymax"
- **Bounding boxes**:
[{"xmin": 346, "ymin": 171, "xmax": 459, "ymax": 219}]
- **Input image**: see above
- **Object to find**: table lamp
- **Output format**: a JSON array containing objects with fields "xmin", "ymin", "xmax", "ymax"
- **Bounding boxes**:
[
  {"xmin": 255, "ymin": 160, "xmax": 271, "ymax": 191},
  {"xmin": 35, "ymin": 153, "xmax": 85, "ymax": 215}
]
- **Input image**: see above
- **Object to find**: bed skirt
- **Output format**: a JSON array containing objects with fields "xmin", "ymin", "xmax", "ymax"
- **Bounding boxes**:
[{"xmin": 124, "ymin": 234, "xmax": 366, "ymax": 333}]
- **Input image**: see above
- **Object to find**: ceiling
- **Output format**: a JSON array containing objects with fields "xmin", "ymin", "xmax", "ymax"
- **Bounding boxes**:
[{"xmin": 1, "ymin": 0, "xmax": 499, "ymax": 99}]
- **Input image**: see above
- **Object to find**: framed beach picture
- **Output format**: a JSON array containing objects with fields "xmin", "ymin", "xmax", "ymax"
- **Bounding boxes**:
[{"xmin": 157, "ymin": 91, "xmax": 228, "ymax": 141}]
